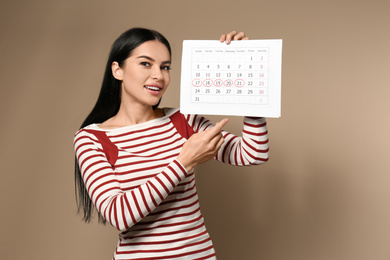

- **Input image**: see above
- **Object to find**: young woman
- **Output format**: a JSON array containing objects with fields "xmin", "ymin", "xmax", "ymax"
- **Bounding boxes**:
[{"xmin": 74, "ymin": 28, "xmax": 269, "ymax": 260}]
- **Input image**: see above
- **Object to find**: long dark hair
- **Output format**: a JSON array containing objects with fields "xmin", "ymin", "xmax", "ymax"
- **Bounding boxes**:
[{"xmin": 75, "ymin": 28, "xmax": 172, "ymax": 223}]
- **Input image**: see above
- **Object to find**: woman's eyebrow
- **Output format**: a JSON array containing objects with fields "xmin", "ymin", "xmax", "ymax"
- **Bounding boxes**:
[{"xmin": 137, "ymin": 55, "xmax": 171, "ymax": 64}]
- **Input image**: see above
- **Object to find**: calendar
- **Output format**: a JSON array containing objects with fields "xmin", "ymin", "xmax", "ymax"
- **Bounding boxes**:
[{"xmin": 180, "ymin": 40, "xmax": 282, "ymax": 117}]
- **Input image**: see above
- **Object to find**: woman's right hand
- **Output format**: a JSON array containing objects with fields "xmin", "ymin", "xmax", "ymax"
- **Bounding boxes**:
[{"xmin": 177, "ymin": 119, "xmax": 229, "ymax": 172}]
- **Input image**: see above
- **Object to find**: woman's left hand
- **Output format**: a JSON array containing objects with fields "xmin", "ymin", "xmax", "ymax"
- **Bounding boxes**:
[{"xmin": 219, "ymin": 31, "xmax": 249, "ymax": 44}]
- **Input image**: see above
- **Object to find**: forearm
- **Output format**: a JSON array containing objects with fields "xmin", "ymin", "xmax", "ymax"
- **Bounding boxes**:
[
  {"xmin": 74, "ymin": 131, "xmax": 188, "ymax": 231},
  {"xmin": 96, "ymin": 159, "xmax": 188, "ymax": 231},
  {"xmin": 178, "ymin": 114, "xmax": 269, "ymax": 169},
  {"xmin": 216, "ymin": 117, "xmax": 269, "ymax": 165}
]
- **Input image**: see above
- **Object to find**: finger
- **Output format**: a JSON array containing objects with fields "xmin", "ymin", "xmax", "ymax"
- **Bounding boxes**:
[
  {"xmin": 201, "ymin": 118, "xmax": 228, "ymax": 142},
  {"xmin": 224, "ymin": 30, "xmax": 237, "ymax": 44},
  {"xmin": 208, "ymin": 131, "xmax": 223, "ymax": 147},
  {"xmin": 212, "ymin": 118, "xmax": 229, "ymax": 133},
  {"xmin": 215, "ymin": 134, "xmax": 225, "ymax": 150},
  {"xmin": 207, "ymin": 130, "xmax": 225, "ymax": 151},
  {"xmin": 219, "ymin": 34, "xmax": 226, "ymax": 42},
  {"xmin": 211, "ymin": 133, "xmax": 226, "ymax": 153},
  {"xmin": 233, "ymin": 32, "xmax": 246, "ymax": 40}
]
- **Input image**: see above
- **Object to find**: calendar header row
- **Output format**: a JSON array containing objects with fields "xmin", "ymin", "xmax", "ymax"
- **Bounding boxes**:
[{"xmin": 192, "ymin": 48, "xmax": 269, "ymax": 53}]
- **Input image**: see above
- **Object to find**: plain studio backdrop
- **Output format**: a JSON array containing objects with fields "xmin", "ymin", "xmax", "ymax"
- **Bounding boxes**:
[{"xmin": 1, "ymin": 0, "xmax": 389, "ymax": 259}]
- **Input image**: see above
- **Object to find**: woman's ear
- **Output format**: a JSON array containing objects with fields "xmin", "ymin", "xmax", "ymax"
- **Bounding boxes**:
[{"xmin": 112, "ymin": 61, "xmax": 123, "ymax": 80}]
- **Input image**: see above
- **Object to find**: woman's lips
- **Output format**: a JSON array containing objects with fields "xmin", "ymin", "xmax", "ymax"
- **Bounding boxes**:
[{"xmin": 144, "ymin": 85, "xmax": 162, "ymax": 95}]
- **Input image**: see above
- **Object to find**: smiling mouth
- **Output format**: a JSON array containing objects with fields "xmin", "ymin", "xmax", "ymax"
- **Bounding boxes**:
[{"xmin": 145, "ymin": 85, "xmax": 161, "ymax": 91}]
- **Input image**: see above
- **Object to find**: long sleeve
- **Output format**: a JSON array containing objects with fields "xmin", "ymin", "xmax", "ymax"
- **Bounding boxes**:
[
  {"xmin": 186, "ymin": 115, "xmax": 269, "ymax": 166},
  {"xmin": 73, "ymin": 129, "xmax": 189, "ymax": 231}
]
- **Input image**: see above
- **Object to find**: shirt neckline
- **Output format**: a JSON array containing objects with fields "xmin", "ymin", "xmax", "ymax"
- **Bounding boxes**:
[{"xmin": 85, "ymin": 107, "xmax": 179, "ymax": 132}]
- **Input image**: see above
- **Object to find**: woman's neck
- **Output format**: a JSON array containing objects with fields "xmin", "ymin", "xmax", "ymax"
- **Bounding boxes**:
[{"xmin": 99, "ymin": 104, "xmax": 164, "ymax": 129}]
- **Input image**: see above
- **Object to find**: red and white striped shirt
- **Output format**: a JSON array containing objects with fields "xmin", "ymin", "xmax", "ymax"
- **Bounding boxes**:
[{"xmin": 74, "ymin": 108, "xmax": 269, "ymax": 260}]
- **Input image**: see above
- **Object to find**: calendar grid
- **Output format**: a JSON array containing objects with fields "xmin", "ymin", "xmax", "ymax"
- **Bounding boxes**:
[{"xmin": 190, "ymin": 47, "xmax": 270, "ymax": 105}]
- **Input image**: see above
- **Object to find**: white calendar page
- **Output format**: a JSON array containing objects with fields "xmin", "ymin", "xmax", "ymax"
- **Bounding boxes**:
[{"xmin": 180, "ymin": 40, "xmax": 282, "ymax": 117}]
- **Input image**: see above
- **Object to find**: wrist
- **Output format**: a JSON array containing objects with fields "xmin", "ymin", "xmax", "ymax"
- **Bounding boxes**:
[{"xmin": 176, "ymin": 155, "xmax": 195, "ymax": 172}]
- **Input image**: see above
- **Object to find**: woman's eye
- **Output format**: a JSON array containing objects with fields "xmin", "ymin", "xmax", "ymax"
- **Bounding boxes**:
[
  {"xmin": 161, "ymin": 65, "xmax": 171, "ymax": 71},
  {"xmin": 140, "ymin": 62, "xmax": 151, "ymax": 67}
]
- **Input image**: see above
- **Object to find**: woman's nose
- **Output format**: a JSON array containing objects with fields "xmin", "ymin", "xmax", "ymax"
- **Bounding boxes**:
[{"xmin": 151, "ymin": 66, "xmax": 163, "ymax": 80}]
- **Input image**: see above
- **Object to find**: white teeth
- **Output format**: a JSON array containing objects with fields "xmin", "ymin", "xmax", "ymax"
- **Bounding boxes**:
[{"xmin": 145, "ymin": 86, "xmax": 160, "ymax": 91}]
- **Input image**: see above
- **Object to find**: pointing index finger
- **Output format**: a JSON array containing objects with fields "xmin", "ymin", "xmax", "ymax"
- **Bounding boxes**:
[{"xmin": 212, "ymin": 118, "xmax": 229, "ymax": 132}]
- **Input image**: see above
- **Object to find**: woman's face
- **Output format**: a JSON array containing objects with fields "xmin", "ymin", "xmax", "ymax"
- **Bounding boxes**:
[{"xmin": 112, "ymin": 40, "xmax": 171, "ymax": 109}]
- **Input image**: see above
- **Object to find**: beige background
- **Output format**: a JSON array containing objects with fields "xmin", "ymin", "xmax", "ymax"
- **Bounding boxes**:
[{"xmin": 1, "ymin": 0, "xmax": 390, "ymax": 259}]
